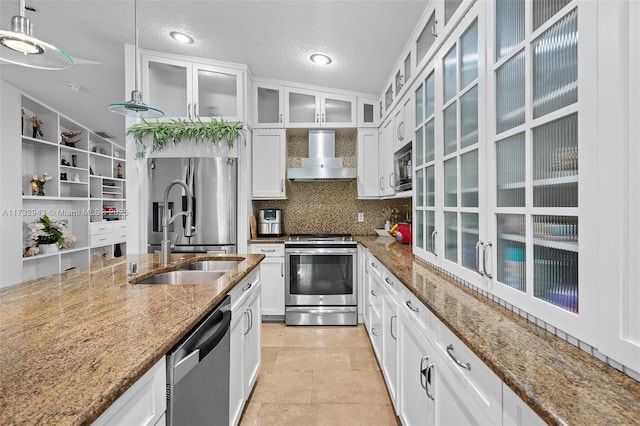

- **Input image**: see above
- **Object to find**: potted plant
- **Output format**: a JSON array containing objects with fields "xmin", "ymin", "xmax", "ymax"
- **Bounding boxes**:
[{"xmin": 26, "ymin": 215, "xmax": 76, "ymax": 255}]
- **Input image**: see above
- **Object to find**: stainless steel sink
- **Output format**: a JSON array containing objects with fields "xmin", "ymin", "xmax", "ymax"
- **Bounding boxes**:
[
  {"xmin": 179, "ymin": 260, "xmax": 242, "ymax": 272},
  {"xmin": 136, "ymin": 270, "xmax": 226, "ymax": 285}
]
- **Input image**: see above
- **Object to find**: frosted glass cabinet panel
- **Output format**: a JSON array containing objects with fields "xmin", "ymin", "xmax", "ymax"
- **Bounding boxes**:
[
  {"xmin": 495, "ymin": 50, "xmax": 525, "ymax": 133},
  {"xmin": 496, "ymin": 133, "xmax": 526, "ymax": 207},
  {"xmin": 288, "ymin": 91, "xmax": 317, "ymax": 124},
  {"xmin": 255, "ymin": 83, "xmax": 284, "ymax": 127},
  {"xmin": 145, "ymin": 58, "xmax": 190, "ymax": 118},
  {"xmin": 495, "ymin": 0, "xmax": 525, "ymax": 61},
  {"xmin": 196, "ymin": 68, "xmax": 238, "ymax": 118}
]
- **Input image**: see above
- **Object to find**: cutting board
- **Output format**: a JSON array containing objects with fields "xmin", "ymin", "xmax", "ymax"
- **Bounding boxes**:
[{"xmin": 249, "ymin": 215, "xmax": 257, "ymax": 239}]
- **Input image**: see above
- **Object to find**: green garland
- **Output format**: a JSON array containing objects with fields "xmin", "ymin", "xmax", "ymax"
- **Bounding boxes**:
[{"xmin": 127, "ymin": 118, "xmax": 246, "ymax": 158}]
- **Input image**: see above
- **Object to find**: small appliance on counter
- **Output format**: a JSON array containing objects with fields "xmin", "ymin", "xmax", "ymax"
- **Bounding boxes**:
[
  {"xmin": 257, "ymin": 209, "xmax": 284, "ymax": 236},
  {"xmin": 395, "ymin": 222, "xmax": 413, "ymax": 244}
]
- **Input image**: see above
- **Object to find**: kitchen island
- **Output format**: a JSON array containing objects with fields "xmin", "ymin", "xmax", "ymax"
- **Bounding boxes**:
[
  {"xmin": 358, "ymin": 236, "xmax": 640, "ymax": 425},
  {"xmin": 0, "ymin": 253, "xmax": 264, "ymax": 425}
]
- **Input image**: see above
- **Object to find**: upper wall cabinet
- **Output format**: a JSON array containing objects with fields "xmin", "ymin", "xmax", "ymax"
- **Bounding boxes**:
[
  {"xmin": 253, "ymin": 82, "xmax": 285, "ymax": 128},
  {"xmin": 357, "ymin": 98, "xmax": 380, "ymax": 128},
  {"xmin": 142, "ymin": 54, "xmax": 244, "ymax": 123},
  {"xmin": 284, "ymin": 88, "xmax": 356, "ymax": 128}
]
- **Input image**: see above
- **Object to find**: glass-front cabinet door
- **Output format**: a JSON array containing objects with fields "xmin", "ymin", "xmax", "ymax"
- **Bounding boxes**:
[
  {"xmin": 143, "ymin": 55, "xmax": 192, "ymax": 119},
  {"xmin": 414, "ymin": 4, "xmax": 484, "ymax": 286},
  {"xmin": 192, "ymin": 64, "xmax": 243, "ymax": 122},
  {"xmin": 254, "ymin": 82, "xmax": 284, "ymax": 128},
  {"xmin": 487, "ymin": 0, "xmax": 596, "ymax": 341}
]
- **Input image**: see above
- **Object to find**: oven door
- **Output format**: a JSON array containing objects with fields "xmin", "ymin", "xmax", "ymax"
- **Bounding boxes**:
[{"xmin": 285, "ymin": 247, "xmax": 357, "ymax": 306}]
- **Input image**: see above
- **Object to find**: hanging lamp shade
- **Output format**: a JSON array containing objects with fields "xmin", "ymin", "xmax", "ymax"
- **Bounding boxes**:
[
  {"xmin": 0, "ymin": 1, "xmax": 73, "ymax": 70},
  {"xmin": 108, "ymin": 0, "xmax": 164, "ymax": 118}
]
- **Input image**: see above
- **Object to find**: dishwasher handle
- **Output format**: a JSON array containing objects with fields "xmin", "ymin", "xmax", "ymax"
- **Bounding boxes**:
[{"xmin": 198, "ymin": 309, "xmax": 231, "ymax": 361}]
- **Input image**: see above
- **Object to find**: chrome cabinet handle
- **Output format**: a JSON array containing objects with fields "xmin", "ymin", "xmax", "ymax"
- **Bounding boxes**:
[
  {"xmin": 419, "ymin": 356, "xmax": 429, "ymax": 390},
  {"xmin": 187, "ymin": 103, "xmax": 192, "ymax": 119},
  {"xmin": 248, "ymin": 307, "xmax": 253, "ymax": 332},
  {"xmin": 385, "ymin": 277, "xmax": 393, "ymax": 286},
  {"xmin": 280, "ymin": 178, "xmax": 284, "ymax": 193},
  {"xmin": 261, "ymin": 248, "xmax": 276, "ymax": 253},
  {"xmin": 431, "ymin": 230, "xmax": 438, "ymax": 256},
  {"xmin": 371, "ymin": 327, "xmax": 379, "ymax": 336},
  {"xmin": 316, "ymin": 113, "xmax": 319, "ymax": 123},
  {"xmin": 194, "ymin": 102, "xmax": 198, "ymax": 119},
  {"xmin": 406, "ymin": 300, "xmax": 419, "ymax": 312},
  {"xmin": 483, "ymin": 242, "xmax": 493, "ymax": 279},
  {"xmin": 426, "ymin": 364, "xmax": 435, "ymax": 400},
  {"xmin": 475, "ymin": 241, "xmax": 485, "ymax": 276},
  {"xmin": 244, "ymin": 311, "xmax": 250, "ymax": 335},
  {"xmin": 242, "ymin": 282, "xmax": 252, "ymax": 291},
  {"xmin": 389, "ymin": 172, "xmax": 395, "ymax": 188},
  {"xmin": 371, "ymin": 261, "xmax": 377, "ymax": 269},
  {"xmin": 390, "ymin": 314, "xmax": 397, "ymax": 340},
  {"xmin": 371, "ymin": 289, "xmax": 378, "ymax": 297},
  {"xmin": 322, "ymin": 113, "xmax": 325, "ymax": 122},
  {"xmin": 379, "ymin": 177, "xmax": 384, "ymax": 191},
  {"xmin": 432, "ymin": 19, "xmax": 438, "ymax": 38},
  {"xmin": 279, "ymin": 113, "xmax": 283, "ymax": 123},
  {"xmin": 446, "ymin": 344, "xmax": 471, "ymax": 370},
  {"xmin": 281, "ymin": 263, "xmax": 284, "ymax": 277}
]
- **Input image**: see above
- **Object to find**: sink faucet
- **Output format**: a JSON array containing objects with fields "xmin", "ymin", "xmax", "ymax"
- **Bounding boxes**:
[{"xmin": 161, "ymin": 179, "xmax": 194, "ymax": 266}]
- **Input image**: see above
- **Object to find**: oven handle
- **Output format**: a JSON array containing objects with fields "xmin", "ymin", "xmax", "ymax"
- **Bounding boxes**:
[{"xmin": 285, "ymin": 248, "xmax": 357, "ymax": 255}]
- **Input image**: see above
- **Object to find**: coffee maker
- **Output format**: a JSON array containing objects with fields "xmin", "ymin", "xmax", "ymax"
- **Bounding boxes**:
[{"xmin": 257, "ymin": 209, "xmax": 284, "ymax": 236}]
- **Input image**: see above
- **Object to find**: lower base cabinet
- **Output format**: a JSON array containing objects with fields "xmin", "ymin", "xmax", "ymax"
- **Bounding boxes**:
[
  {"xmin": 92, "ymin": 357, "xmax": 166, "ymax": 426},
  {"xmin": 229, "ymin": 270, "xmax": 262, "ymax": 426},
  {"xmin": 363, "ymin": 248, "xmax": 543, "ymax": 426},
  {"xmin": 249, "ymin": 243, "xmax": 284, "ymax": 318}
]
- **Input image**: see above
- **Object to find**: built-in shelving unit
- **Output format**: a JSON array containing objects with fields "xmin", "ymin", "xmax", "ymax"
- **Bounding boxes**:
[{"xmin": 18, "ymin": 93, "xmax": 127, "ymax": 282}]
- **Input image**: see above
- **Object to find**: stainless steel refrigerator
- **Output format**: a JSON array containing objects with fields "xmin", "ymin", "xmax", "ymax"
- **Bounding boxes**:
[{"xmin": 148, "ymin": 157, "xmax": 237, "ymax": 254}]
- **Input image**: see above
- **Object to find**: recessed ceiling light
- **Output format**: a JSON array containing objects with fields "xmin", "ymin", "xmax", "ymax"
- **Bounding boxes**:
[
  {"xmin": 170, "ymin": 31, "xmax": 194, "ymax": 44},
  {"xmin": 310, "ymin": 54, "xmax": 332, "ymax": 65}
]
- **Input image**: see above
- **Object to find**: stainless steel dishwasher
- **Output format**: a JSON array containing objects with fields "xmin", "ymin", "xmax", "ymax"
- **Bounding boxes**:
[{"xmin": 166, "ymin": 296, "xmax": 231, "ymax": 425}]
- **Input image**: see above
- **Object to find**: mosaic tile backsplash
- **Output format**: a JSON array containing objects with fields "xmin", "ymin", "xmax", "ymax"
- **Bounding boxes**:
[{"xmin": 253, "ymin": 132, "xmax": 411, "ymax": 235}]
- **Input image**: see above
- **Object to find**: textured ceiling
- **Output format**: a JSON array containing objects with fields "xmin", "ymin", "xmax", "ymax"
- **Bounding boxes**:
[{"xmin": 0, "ymin": 0, "xmax": 426, "ymax": 144}]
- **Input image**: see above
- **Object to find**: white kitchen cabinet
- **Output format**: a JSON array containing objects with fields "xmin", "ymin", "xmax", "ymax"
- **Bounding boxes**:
[
  {"xmin": 253, "ymin": 82, "xmax": 284, "ymax": 128},
  {"xmin": 229, "ymin": 270, "xmax": 261, "ymax": 426},
  {"xmin": 142, "ymin": 54, "xmax": 244, "ymax": 123},
  {"xmin": 397, "ymin": 285, "xmax": 495, "ymax": 426},
  {"xmin": 365, "ymin": 252, "xmax": 383, "ymax": 359},
  {"xmin": 92, "ymin": 357, "xmax": 166, "ymax": 426},
  {"xmin": 356, "ymin": 128, "xmax": 380, "ymax": 198},
  {"xmin": 483, "ymin": 1, "xmax": 598, "ymax": 344},
  {"xmin": 250, "ymin": 243, "xmax": 285, "ymax": 318},
  {"xmin": 393, "ymin": 92, "xmax": 415, "ymax": 153},
  {"xmin": 503, "ymin": 384, "xmax": 545, "ymax": 426},
  {"xmin": 596, "ymin": 0, "xmax": 640, "ymax": 374},
  {"xmin": 284, "ymin": 87, "xmax": 356, "ymax": 128},
  {"xmin": 380, "ymin": 271, "xmax": 399, "ymax": 411},
  {"xmin": 378, "ymin": 118, "xmax": 395, "ymax": 197},
  {"xmin": 357, "ymin": 98, "xmax": 380, "ymax": 127},
  {"xmin": 251, "ymin": 129, "xmax": 286, "ymax": 199}
]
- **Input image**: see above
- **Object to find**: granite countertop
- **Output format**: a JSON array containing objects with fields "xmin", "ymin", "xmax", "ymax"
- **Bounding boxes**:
[
  {"xmin": 357, "ymin": 236, "xmax": 640, "ymax": 425},
  {"xmin": 0, "ymin": 253, "xmax": 264, "ymax": 425}
]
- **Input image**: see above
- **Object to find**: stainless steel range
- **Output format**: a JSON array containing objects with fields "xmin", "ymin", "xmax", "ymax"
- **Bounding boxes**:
[{"xmin": 285, "ymin": 234, "xmax": 357, "ymax": 326}]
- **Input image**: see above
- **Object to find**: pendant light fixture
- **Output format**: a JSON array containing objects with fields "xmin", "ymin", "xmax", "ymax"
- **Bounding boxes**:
[
  {"xmin": 108, "ymin": 0, "xmax": 164, "ymax": 118},
  {"xmin": 0, "ymin": 0, "xmax": 73, "ymax": 70}
]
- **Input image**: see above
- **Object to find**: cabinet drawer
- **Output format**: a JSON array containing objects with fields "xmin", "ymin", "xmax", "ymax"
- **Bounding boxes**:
[
  {"xmin": 250, "ymin": 243, "xmax": 284, "ymax": 257},
  {"xmin": 90, "ymin": 222, "xmax": 113, "ymax": 236},
  {"xmin": 381, "ymin": 268, "xmax": 400, "ymax": 301},
  {"xmin": 112, "ymin": 221, "xmax": 127, "ymax": 232},
  {"xmin": 91, "ymin": 233, "xmax": 113, "ymax": 247},
  {"xmin": 400, "ymin": 286, "xmax": 431, "ymax": 338},
  {"xmin": 368, "ymin": 274, "xmax": 382, "ymax": 319},
  {"xmin": 366, "ymin": 253, "xmax": 382, "ymax": 280},
  {"xmin": 228, "ymin": 269, "xmax": 260, "ymax": 312},
  {"xmin": 434, "ymin": 318, "xmax": 502, "ymax": 425}
]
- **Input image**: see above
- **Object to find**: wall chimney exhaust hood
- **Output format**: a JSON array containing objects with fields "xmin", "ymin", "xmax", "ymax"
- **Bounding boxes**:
[{"xmin": 287, "ymin": 130, "xmax": 356, "ymax": 181}]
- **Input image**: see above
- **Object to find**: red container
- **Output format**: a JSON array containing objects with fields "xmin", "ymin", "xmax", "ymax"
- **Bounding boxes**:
[{"xmin": 395, "ymin": 222, "xmax": 412, "ymax": 244}]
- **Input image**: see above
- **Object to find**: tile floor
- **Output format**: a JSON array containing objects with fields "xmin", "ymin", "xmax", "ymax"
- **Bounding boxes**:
[{"xmin": 239, "ymin": 323, "xmax": 399, "ymax": 425}]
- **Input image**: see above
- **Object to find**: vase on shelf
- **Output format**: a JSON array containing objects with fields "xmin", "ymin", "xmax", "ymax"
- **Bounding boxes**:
[
  {"xmin": 39, "ymin": 243, "xmax": 59, "ymax": 255},
  {"xmin": 36, "ymin": 182, "xmax": 45, "ymax": 196}
]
